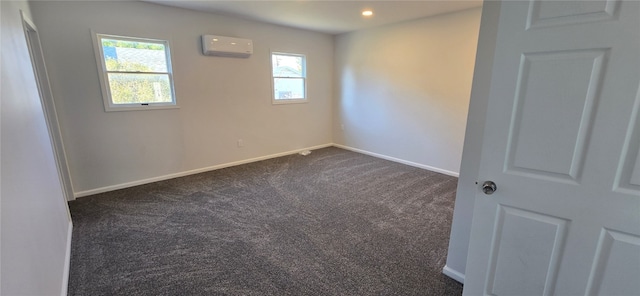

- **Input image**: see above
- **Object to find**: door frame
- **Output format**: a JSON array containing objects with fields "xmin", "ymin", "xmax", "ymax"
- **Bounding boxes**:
[{"xmin": 20, "ymin": 11, "xmax": 75, "ymax": 202}]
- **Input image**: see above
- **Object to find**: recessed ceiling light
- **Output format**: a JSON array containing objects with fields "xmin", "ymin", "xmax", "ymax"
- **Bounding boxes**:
[{"xmin": 362, "ymin": 10, "xmax": 373, "ymax": 17}]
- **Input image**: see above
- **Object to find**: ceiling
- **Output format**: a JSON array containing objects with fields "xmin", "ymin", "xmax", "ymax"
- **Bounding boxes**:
[{"xmin": 142, "ymin": 0, "xmax": 483, "ymax": 35}]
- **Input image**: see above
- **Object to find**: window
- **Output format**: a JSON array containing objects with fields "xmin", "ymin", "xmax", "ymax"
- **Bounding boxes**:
[
  {"xmin": 271, "ymin": 52, "xmax": 306, "ymax": 104},
  {"xmin": 93, "ymin": 33, "xmax": 176, "ymax": 111}
]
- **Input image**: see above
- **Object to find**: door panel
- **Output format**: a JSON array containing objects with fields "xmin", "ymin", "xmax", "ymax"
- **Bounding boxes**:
[
  {"xmin": 487, "ymin": 206, "xmax": 568, "ymax": 296},
  {"xmin": 616, "ymin": 88, "xmax": 640, "ymax": 193},
  {"xmin": 527, "ymin": 0, "xmax": 620, "ymax": 29},
  {"xmin": 585, "ymin": 230, "xmax": 640, "ymax": 296},
  {"xmin": 463, "ymin": 1, "xmax": 640, "ymax": 295},
  {"xmin": 506, "ymin": 49, "xmax": 606, "ymax": 183}
]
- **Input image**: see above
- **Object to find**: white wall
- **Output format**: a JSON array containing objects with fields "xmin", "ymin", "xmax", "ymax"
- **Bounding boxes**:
[
  {"xmin": 30, "ymin": 1, "xmax": 334, "ymax": 196},
  {"xmin": 333, "ymin": 8, "xmax": 482, "ymax": 176},
  {"xmin": 0, "ymin": 1, "xmax": 73, "ymax": 295},
  {"xmin": 444, "ymin": 2, "xmax": 501, "ymax": 283}
]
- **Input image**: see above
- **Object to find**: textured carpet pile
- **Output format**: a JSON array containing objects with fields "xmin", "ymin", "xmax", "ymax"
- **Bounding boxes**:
[{"xmin": 68, "ymin": 147, "xmax": 463, "ymax": 295}]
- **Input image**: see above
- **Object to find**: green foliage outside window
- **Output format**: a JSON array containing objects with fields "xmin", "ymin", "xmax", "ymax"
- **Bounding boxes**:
[
  {"xmin": 105, "ymin": 58, "xmax": 172, "ymax": 104},
  {"xmin": 101, "ymin": 39, "xmax": 164, "ymax": 51}
]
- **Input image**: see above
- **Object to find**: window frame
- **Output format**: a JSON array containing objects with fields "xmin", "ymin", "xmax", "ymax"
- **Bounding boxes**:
[
  {"xmin": 91, "ymin": 32, "xmax": 178, "ymax": 112},
  {"xmin": 270, "ymin": 51, "xmax": 307, "ymax": 105}
]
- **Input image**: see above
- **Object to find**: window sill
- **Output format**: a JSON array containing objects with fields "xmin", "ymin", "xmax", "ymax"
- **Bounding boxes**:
[
  {"xmin": 104, "ymin": 104, "xmax": 180, "ymax": 112},
  {"xmin": 272, "ymin": 99, "xmax": 308, "ymax": 105}
]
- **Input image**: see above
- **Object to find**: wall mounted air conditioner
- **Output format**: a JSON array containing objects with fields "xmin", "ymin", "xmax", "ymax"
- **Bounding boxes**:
[{"xmin": 202, "ymin": 35, "xmax": 253, "ymax": 58}]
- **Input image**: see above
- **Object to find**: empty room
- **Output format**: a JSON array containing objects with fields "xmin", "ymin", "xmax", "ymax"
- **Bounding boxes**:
[{"xmin": 2, "ymin": 0, "xmax": 639, "ymax": 295}]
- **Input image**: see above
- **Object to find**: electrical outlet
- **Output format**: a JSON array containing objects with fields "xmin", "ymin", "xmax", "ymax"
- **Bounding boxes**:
[
  {"xmin": 237, "ymin": 139, "xmax": 244, "ymax": 148},
  {"xmin": 341, "ymin": 124, "xmax": 345, "ymax": 131}
]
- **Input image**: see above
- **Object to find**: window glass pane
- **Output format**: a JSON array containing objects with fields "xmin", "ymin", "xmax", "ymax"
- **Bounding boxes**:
[
  {"xmin": 102, "ymin": 38, "xmax": 168, "ymax": 72},
  {"xmin": 274, "ymin": 78, "xmax": 305, "ymax": 100},
  {"xmin": 107, "ymin": 73, "xmax": 172, "ymax": 104},
  {"xmin": 272, "ymin": 54, "xmax": 303, "ymax": 77}
]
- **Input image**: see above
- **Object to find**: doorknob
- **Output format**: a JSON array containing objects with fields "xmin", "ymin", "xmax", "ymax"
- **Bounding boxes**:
[{"xmin": 482, "ymin": 181, "xmax": 497, "ymax": 195}]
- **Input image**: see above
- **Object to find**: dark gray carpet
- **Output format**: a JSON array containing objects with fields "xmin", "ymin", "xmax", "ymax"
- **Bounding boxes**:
[{"xmin": 68, "ymin": 147, "xmax": 463, "ymax": 295}]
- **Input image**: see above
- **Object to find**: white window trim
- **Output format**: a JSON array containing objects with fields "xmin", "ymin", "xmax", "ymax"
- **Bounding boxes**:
[
  {"xmin": 271, "ymin": 51, "xmax": 308, "ymax": 105},
  {"xmin": 91, "ymin": 31, "xmax": 178, "ymax": 112}
]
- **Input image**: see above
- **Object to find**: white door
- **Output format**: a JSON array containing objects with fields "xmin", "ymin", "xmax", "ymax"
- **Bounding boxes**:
[{"xmin": 464, "ymin": 1, "xmax": 640, "ymax": 295}]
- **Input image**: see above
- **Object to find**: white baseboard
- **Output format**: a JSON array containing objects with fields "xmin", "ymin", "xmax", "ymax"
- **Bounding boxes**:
[
  {"xmin": 73, "ymin": 143, "xmax": 457, "ymax": 198},
  {"xmin": 331, "ymin": 144, "xmax": 459, "ymax": 177},
  {"xmin": 60, "ymin": 220, "xmax": 72, "ymax": 296},
  {"xmin": 443, "ymin": 265, "xmax": 465, "ymax": 284},
  {"xmin": 74, "ymin": 143, "xmax": 333, "ymax": 198}
]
